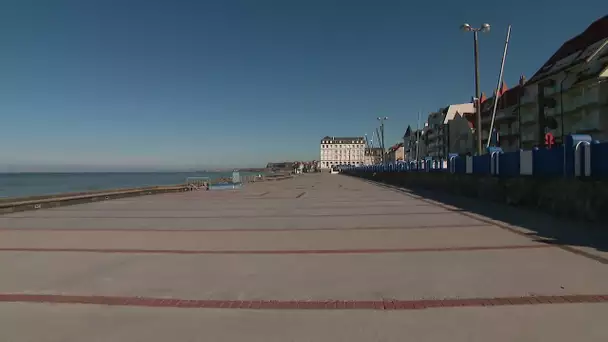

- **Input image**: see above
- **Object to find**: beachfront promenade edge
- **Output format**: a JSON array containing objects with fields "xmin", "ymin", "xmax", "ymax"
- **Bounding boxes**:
[{"xmin": 0, "ymin": 173, "xmax": 295, "ymax": 215}]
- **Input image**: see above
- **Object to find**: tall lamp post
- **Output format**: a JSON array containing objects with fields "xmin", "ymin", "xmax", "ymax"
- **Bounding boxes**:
[
  {"xmin": 377, "ymin": 116, "xmax": 388, "ymax": 164},
  {"xmin": 461, "ymin": 23, "xmax": 490, "ymax": 155}
]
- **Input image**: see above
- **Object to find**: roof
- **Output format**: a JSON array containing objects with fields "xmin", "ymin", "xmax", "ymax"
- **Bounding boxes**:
[
  {"xmin": 572, "ymin": 61, "xmax": 608, "ymax": 86},
  {"xmin": 403, "ymin": 125, "xmax": 412, "ymax": 138},
  {"xmin": 528, "ymin": 15, "xmax": 608, "ymax": 84},
  {"xmin": 389, "ymin": 143, "xmax": 404, "ymax": 152},
  {"xmin": 320, "ymin": 136, "xmax": 365, "ymax": 144},
  {"xmin": 463, "ymin": 112, "xmax": 476, "ymax": 129},
  {"xmin": 443, "ymin": 103, "xmax": 475, "ymax": 123},
  {"xmin": 480, "ymin": 84, "xmax": 524, "ymax": 117}
]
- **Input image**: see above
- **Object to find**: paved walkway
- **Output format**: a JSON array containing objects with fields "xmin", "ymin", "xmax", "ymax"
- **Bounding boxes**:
[{"xmin": 0, "ymin": 173, "xmax": 607, "ymax": 341}]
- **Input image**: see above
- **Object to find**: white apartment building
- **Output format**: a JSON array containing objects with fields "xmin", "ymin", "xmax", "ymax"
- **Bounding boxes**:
[{"xmin": 319, "ymin": 136, "xmax": 366, "ymax": 169}]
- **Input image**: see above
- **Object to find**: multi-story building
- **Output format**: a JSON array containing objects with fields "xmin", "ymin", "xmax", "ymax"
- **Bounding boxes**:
[
  {"xmin": 319, "ymin": 136, "xmax": 366, "ymax": 169},
  {"xmin": 363, "ymin": 147, "xmax": 383, "ymax": 165},
  {"xmin": 518, "ymin": 15, "xmax": 608, "ymax": 147},
  {"xmin": 423, "ymin": 103, "xmax": 476, "ymax": 158},
  {"xmin": 403, "ymin": 126, "xmax": 413, "ymax": 158},
  {"xmin": 479, "ymin": 80, "xmax": 525, "ymax": 152},
  {"xmin": 425, "ymin": 109, "xmax": 445, "ymax": 158},
  {"xmin": 448, "ymin": 111, "xmax": 477, "ymax": 156},
  {"xmin": 386, "ymin": 143, "xmax": 405, "ymax": 162},
  {"xmin": 404, "ymin": 127, "xmax": 427, "ymax": 160}
]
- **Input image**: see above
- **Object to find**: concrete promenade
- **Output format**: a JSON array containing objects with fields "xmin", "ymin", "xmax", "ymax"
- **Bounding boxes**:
[{"xmin": 0, "ymin": 173, "xmax": 607, "ymax": 341}]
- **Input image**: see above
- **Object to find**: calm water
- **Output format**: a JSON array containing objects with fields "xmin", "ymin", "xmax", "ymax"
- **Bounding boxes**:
[{"xmin": 0, "ymin": 172, "xmax": 260, "ymax": 199}]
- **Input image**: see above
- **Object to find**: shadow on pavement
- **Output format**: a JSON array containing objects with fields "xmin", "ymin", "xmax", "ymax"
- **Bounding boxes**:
[{"xmin": 370, "ymin": 179, "xmax": 608, "ymax": 258}]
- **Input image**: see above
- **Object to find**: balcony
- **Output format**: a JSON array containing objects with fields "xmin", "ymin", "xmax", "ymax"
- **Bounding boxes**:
[
  {"xmin": 511, "ymin": 124, "xmax": 519, "ymax": 134},
  {"xmin": 569, "ymin": 107, "xmax": 604, "ymax": 133},
  {"xmin": 499, "ymin": 130, "xmax": 519, "ymax": 137},
  {"xmin": 544, "ymin": 85, "xmax": 559, "ymax": 97},
  {"xmin": 520, "ymin": 110, "xmax": 537, "ymax": 125},
  {"xmin": 520, "ymin": 128, "xmax": 537, "ymax": 143},
  {"xmin": 562, "ymin": 84, "xmax": 605, "ymax": 113},
  {"xmin": 519, "ymin": 87, "xmax": 538, "ymax": 105},
  {"xmin": 480, "ymin": 115, "xmax": 492, "ymax": 124},
  {"xmin": 496, "ymin": 107, "xmax": 517, "ymax": 121}
]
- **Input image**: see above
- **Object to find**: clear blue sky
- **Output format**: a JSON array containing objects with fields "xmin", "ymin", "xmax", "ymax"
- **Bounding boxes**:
[{"xmin": 0, "ymin": 0, "xmax": 604, "ymax": 171}]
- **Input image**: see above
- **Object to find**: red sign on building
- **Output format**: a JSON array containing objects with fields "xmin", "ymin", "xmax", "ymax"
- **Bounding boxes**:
[{"xmin": 545, "ymin": 132, "xmax": 555, "ymax": 148}]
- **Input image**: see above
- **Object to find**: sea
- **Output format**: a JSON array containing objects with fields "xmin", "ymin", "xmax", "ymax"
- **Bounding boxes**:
[{"xmin": 0, "ymin": 172, "xmax": 262, "ymax": 199}]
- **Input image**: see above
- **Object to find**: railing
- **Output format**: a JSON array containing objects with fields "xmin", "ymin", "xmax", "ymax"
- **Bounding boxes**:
[
  {"xmin": 185, "ymin": 177, "xmax": 210, "ymax": 188},
  {"xmin": 241, "ymin": 175, "xmax": 266, "ymax": 183},
  {"xmin": 341, "ymin": 134, "xmax": 608, "ymax": 178},
  {"xmin": 185, "ymin": 173, "xmax": 266, "ymax": 189}
]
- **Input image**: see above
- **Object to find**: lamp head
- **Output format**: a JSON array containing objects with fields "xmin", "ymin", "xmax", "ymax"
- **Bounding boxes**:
[{"xmin": 460, "ymin": 23, "xmax": 472, "ymax": 32}]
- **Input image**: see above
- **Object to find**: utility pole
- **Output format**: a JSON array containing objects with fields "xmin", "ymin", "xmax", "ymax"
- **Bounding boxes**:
[
  {"xmin": 416, "ymin": 111, "xmax": 421, "ymax": 160},
  {"xmin": 377, "ymin": 117, "xmax": 388, "ymax": 164},
  {"xmin": 375, "ymin": 127, "xmax": 382, "ymax": 161}
]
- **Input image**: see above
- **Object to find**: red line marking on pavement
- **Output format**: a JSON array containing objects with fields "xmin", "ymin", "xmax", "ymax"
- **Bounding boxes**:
[
  {"xmin": 0, "ymin": 223, "xmax": 493, "ymax": 233},
  {"xmin": 2, "ymin": 211, "xmax": 464, "ymax": 219},
  {"xmin": 37, "ymin": 203, "xmax": 434, "ymax": 211},
  {"xmin": 0, "ymin": 293, "xmax": 605, "ymax": 310},
  {"xmin": 0, "ymin": 244, "xmax": 550, "ymax": 255}
]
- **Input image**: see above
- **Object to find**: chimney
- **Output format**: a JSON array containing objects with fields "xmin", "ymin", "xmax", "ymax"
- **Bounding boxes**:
[{"xmin": 519, "ymin": 75, "xmax": 527, "ymax": 86}]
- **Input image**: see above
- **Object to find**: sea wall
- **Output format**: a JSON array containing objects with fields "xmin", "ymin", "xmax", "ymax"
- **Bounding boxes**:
[
  {"xmin": 348, "ymin": 171, "xmax": 608, "ymax": 222},
  {"xmin": 0, "ymin": 186, "xmax": 189, "ymax": 215}
]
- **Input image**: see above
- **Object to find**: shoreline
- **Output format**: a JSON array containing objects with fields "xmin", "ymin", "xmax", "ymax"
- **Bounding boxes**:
[
  {"xmin": 0, "ymin": 173, "xmax": 295, "ymax": 215},
  {"xmin": 0, "ymin": 171, "xmax": 268, "ymax": 200}
]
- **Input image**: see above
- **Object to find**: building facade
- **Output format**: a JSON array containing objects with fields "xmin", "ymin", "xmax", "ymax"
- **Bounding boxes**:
[
  {"xmin": 386, "ymin": 143, "xmax": 405, "ymax": 162},
  {"xmin": 447, "ymin": 111, "xmax": 476, "ymax": 156},
  {"xmin": 518, "ymin": 15, "xmax": 608, "ymax": 147},
  {"xmin": 479, "ymin": 81, "xmax": 525, "ymax": 152},
  {"xmin": 319, "ymin": 136, "xmax": 366, "ymax": 169},
  {"xmin": 363, "ymin": 147, "xmax": 383, "ymax": 165},
  {"xmin": 404, "ymin": 128, "xmax": 427, "ymax": 160},
  {"xmin": 422, "ymin": 103, "xmax": 476, "ymax": 158},
  {"xmin": 403, "ymin": 126, "xmax": 413, "ymax": 159}
]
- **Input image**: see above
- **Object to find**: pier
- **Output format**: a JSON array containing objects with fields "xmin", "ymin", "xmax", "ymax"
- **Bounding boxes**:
[{"xmin": 0, "ymin": 173, "xmax": 607, "ymax": 341}]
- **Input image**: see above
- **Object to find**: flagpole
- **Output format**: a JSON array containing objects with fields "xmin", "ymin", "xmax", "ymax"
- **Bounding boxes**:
[{"xmin": 487, "ymin": 25, "xmax": 511, "ymax": 148}]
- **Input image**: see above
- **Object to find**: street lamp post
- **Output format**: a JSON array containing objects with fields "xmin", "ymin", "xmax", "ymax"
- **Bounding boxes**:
[
  {"xmin": 377, "ymin": 117, "xmax": 388, "ymax": 164},
  {"xmin": 461, "ymin": 23, "xmax": 490, "ymax": 155}
]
